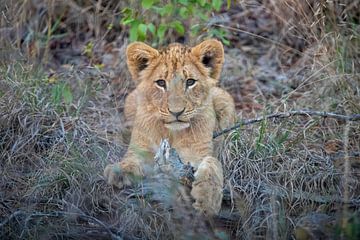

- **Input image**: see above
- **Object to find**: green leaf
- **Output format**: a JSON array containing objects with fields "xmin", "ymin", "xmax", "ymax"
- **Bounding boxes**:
[
  {"xmin": 121, "ymin": 7, "xmax": 132, "ymax": 16},
  {"xmin": 142, "ymin": 0, "xmax": 155, "ymax": 9},
  {"xmin": 212, "ymin": 0, "xmax": 222, "ymax": 11},
  {"xmin": 121, "ymin": 17, "xmax": 135, "ymax": 25},
  {"xmin": 157, "ymin": 24, "xmax": 167, "ymax": 42},
  {"xmin": 203, "ymin": 2, "xmax": 212, "ymax": 10},
  {"xmin": 120, "ymin": 8, "xmax": 133, "ymax": 25},
  {"xmin": 162, "ymin": 4, "xmax": 173, "ymax": 16},
  {"xmin": 147, "ymin": 23, "xmax": 156, "ymax": 35},
  {"xmin": 197, "ymin": 0, "xmax": 206, "ymax": 7},
  {"xmin": 179, "ymin": 7, "xmax": 189, "ymax": 19},
  {"xmin": 170, "ymin": 21, "xmax": 185, "ymax": 35},
  {"xmin": 152, "ymin": 4, "xmax": 173, "ymax": 16},
  {"xmin": 151, "ymin": 6, "xmax": 162, "ymax": 14},
  {"xmin": 221, "ymin": 37, "xmax": 230, "ymax": 46},
  {"xmin": 129, "ymin": 20, "xmax": 140, "ymax": 42},
  {"xmin": 178, "ymin": 0, "xmax": 189, "ymax": 6},
  {"xmin": 199, "ymin": 12, "xmax": 209, "ymax": 21},
  {"xmin": 137, "ymin": 23, "xmax": 148, "ymax": 41},
  {"xmin": 107, "ymin": 23, "xmax": 114, "ymax": 30},
  {"xmin": 186, "ymin": 4, "xmax": 194, "ymax": 15}
]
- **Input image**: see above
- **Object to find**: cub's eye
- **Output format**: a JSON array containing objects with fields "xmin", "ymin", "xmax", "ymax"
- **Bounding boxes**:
[
  {"xmin": 155, "ymin": 79, "xmax": 166, "ymax": 88},
  {"xmin": 186, "ymin": 79, "xmax": 196, "ymax": 88}
]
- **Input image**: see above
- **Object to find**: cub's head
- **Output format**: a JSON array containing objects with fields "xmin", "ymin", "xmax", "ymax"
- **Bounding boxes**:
[{"xmin": 126, "ymin": 39, "xmax": 224, "ymax": 131}]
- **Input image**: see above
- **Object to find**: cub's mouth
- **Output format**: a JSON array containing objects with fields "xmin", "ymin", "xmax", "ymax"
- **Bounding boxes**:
[{"xmin": 164, "ymin": 120, "xmax": 190, "ymax": 131}]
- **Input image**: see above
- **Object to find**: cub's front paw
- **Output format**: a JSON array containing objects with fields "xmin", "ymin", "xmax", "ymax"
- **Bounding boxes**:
[
  {"xmin": 104, "ymin": 163, "xmax": 130, "ymax": 189},
  {"xmin": 104, "ymin": 161, "xmax": 142, "ymax": 188},
  {"xmin": 191, "ymin": 180, "xmax": 223, "ymax": 216},
  {"xmin": 190, "ymin": 157, "xmax": 223, "ymax": 215}
]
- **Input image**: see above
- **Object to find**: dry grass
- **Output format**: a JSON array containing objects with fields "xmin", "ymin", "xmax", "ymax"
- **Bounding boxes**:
[{"xmin": 1, "ymin": 0, "xmax": 359, "ymax": 239}]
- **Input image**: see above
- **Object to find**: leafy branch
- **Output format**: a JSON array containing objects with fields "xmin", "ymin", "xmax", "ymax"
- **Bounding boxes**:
[{"xmin": 121, "ymin": 0, "xmax": 230, "ymax": 44}]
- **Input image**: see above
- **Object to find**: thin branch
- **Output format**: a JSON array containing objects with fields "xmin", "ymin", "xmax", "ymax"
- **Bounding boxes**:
[
  {"xmin": 213, "ymin": 110, "xmax": 360, "ymax": 139},
  {"xmin": 154, "ymin": 139, "xmax": 194, "ymax": 186},
  {"xmin": 214, "ymin": 24, "xmax": 304, "ymax": 55}
]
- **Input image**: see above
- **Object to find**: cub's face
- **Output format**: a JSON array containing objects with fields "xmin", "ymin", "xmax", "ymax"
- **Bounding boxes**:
[{"xmin": 126, "ymin": 39, "xmax": 224, "ymax": 131}]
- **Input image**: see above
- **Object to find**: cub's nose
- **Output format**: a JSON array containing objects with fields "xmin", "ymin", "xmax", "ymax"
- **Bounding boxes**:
[{"xmin": 168, "ymin": 108, "xmax": 185, "ymax": 118}]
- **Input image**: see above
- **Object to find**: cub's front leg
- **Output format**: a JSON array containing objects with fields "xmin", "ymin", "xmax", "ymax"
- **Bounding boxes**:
[
  {"xmin": 191, "ymin": 156, "xmax": 223, "ymax": 215},
  {"xmin": 104, "ymin": 151, "xmax": 142, "ymax": 189},
  {"xmin": 211, "ymin": 87, "xmax": 236, "ymax": 131},
  {"xmin": 104, "ymin": 148, "xmax": 148, "ymax": 188}
]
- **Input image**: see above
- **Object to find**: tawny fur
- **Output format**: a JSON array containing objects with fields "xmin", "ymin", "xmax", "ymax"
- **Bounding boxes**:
[{"xmin": 104, "ymin": 39, "xmax": 236, "ymax": 215}]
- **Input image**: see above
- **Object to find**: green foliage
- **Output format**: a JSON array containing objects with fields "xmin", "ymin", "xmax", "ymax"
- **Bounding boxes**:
[
  {"xmin": 335, "ymin": 215, "xmax": 360, "ymax": 240},
  {"xmin": 255, "ymin": 119, "xmax": 267, "ymax": 152},
  {"xmin": 83, "ymin": 41, "xmax": 94, "ymax": 57},
  {"xmin": 208, "ymin": 27, "xmax": 230, "ymax": 45},
  {"xmin": 121, "ymin": 0, "xmax": 230, "ymax": 45},
  {"xmin": 51, "ymin": 82, "xmax": 73, "ymax": 111},
  {"xmin": 8, "ymin": 66, "xmax": 77, "ymax": 115}
]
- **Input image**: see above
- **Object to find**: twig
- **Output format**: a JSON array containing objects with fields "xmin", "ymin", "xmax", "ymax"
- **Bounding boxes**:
[
  {"xmin": 139, "ymin": 139, "xmax": 194, "ymax": 204},
  {"xmin": 213, "ymin": 110, "xmax": 360, "ymax": 138},
  {"xmin": 214, "ymin": 24, "xmax": 304, "ymax": 55},
  {"xmin": 154, "ymin": 139, "xmax": 194, "ymax": 186}
]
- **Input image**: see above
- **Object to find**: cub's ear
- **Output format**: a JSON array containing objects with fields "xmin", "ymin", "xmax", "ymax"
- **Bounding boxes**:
[
  {"xmin": 191, "ymin": 39, "xmax": 224, "ymax": 80},
  {"xmin": 126, "ymin": 42, "xmax": 159, "ymax": 82}
]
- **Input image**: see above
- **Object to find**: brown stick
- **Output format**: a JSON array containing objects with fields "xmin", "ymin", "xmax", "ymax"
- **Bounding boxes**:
[{"xmin": 213, "ymin": 110, "xmax": 360, "ymax": 139}]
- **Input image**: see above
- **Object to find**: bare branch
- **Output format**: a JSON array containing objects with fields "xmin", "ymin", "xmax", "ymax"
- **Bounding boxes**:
[
  {"xmin": 213, "ymin": 110, "xmax": 360, "ymax": 139},
  {"xmin": 154, "ymin": 139, "xmax": 194, "ymax": 186}
]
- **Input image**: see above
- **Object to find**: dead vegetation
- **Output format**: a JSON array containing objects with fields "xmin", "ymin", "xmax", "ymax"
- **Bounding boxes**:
[{"xmin": 1, "ymin": 0, "xmax": 359, "ymax": 239}]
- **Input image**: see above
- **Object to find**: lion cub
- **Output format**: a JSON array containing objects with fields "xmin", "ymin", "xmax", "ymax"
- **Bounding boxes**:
[{"xmin": 104, "ymin": 39, "xmax": 235, "ymax": 215}]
